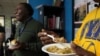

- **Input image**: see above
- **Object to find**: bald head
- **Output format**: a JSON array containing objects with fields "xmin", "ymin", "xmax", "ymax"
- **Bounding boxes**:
[{"xmin": 15, "ymin": 3, "xmax": 34, "ymax": 22}]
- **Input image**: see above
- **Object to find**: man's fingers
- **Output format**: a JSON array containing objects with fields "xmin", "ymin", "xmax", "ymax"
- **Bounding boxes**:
[
  {"xmin": 42, "ymin": 39, "xmax": 53, "ymax": 45},
  {"xmin": 40, "ymin": 36, "xmax": 52, "ymax": 41},
  {"xmin": 38, "ymin": 31, "xmax": 47, "ymax": 37}
]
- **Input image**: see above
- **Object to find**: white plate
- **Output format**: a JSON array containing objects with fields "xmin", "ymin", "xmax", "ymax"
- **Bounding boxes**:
[{"xmin": 42, "ymin": 43, "xmax": 76, "ymax": 56}]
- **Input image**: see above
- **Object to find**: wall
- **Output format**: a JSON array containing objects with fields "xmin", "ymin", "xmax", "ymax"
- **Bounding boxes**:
[
  {"xmin": 29, "ymin": 0, "xmax": 53, "ymax": 20},
  {"xmin": 29, "ymin": 0, "xmax": 73, "ymax": 42},
  {"xmin": 0, "ymin": 0, "xmax": 27, "ymax": 17}
]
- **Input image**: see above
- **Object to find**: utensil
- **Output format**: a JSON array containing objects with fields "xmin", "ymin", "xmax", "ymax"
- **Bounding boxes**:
[{"xmin": 43, "ymin": 33, "xmax": 56, "ymax": 42}]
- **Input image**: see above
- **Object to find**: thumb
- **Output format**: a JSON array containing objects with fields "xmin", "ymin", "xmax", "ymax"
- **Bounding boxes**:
[{"xmin": 41, "ymin": 29, "xmax": 46, "ymax": 32}]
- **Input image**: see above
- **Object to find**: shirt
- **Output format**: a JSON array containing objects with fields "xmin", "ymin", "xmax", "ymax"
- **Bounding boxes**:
[{"xmin": 73, "ymin": 7, "xmax": 100, "ymax": 56}]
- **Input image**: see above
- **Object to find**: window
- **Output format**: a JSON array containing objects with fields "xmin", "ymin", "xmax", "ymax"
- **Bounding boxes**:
[{"xmin": 0, "ymin": 15, "xmax": 5, "ymax": 26}]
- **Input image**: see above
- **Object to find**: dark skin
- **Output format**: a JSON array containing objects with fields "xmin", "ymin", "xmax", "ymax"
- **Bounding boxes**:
[
  {"xmin": 14, "ymin": 3, "xmax": 30, "ymax": 22},
  {"xmin": 38, "ymin": 29, "xmax": 60, "ymax": 45},
  {"xmin": 71, "ymin": 42, "xmax": 96, "ymax": 56},
  {"xmin": 8, "ymin": 3, "xmax": 30, "ymax": 50}
]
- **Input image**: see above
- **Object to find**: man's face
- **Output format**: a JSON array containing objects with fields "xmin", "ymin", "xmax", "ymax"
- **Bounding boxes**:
[
  {"xmin": 93, "ymin": 0, "xmax": 100, "ymax": 2},
  {"xmin": 14, "ymin": 4, "xmax": 29, "ymax": 21}
]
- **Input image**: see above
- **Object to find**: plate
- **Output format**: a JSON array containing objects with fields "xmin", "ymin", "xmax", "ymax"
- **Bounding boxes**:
[{"xmin": 42, "ymin": 43, "xmax": 76, "ymax": 56}]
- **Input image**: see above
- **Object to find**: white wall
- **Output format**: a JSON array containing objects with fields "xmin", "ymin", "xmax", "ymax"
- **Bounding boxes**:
[{"xmin": 74, "ymin": 0, "xmax": 98, "ymax": 12}]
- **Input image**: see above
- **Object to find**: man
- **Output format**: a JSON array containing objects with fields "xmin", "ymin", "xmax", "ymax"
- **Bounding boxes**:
[
  {"xmin": 38, "ymin": 0, "xmax": 100, "ymax": 56},
  {"xmin": 8, "ymin": 3, "xmax": 47, "ymax": 56},
  {"xmin": 71, "ymin": 0, "xmax": 100, "ymax": 56}
]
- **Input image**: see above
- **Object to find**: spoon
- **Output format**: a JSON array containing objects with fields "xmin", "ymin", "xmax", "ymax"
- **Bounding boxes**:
[
  {"xmin": 43, "ymin": 33, "xmax": 56, "ymax": 42},
  {"xmin": 47, "ymin": 34, "xmax": 55, "ymax": 42}
]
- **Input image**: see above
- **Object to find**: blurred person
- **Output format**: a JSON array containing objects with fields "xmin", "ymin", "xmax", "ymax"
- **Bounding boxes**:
[
  {"xmin": 71, "ymin": 0, "xmax": 100, "ymax": 56},
  {"xmin": 6, "ymin": 24, "xmax": 16, "ymax": 56},
  {"xmin": 38, "ymin": 0, "xmax": 100, "ymax": 56},
  {"xmin": 0, "ymin": 26, "xmax": 5, "ymax": 56},
  {"xmin": 8, "ymin": 3, "xmax": 47, "ymax": 56}
]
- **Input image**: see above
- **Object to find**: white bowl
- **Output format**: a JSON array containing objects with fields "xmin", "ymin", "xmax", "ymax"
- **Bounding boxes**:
[{"xmin": 42, "ymin": 43, "xmax": 76, "ymax": 56}]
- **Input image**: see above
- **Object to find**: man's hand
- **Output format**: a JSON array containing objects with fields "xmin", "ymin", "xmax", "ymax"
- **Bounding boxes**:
[
  {"xmin": 38, "ymin": 29, "xmax": 59, "ymax": 45},
  {"xmin": 8, "ymin": 41, "xmax": 25, "ymax": 50},
  {"xmin": 71, "ymin": 42, "xmax": 96, "ymax": 56}
]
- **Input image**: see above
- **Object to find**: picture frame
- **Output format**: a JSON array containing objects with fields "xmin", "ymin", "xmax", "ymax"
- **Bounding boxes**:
[
  {"xmin": 74, "ymin": 2, "xmax": 87, "ymax": 22},
  {"xmin": 73, "ymin": 0, "xmax": 88, "ymax": 37},
  {"xmin": 74, "ymin": 0, "xmax": 88, "ymax": 28}
]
